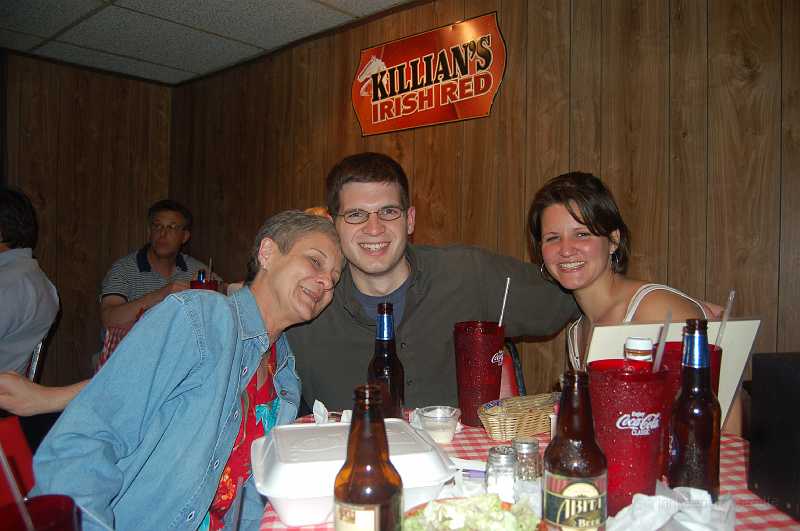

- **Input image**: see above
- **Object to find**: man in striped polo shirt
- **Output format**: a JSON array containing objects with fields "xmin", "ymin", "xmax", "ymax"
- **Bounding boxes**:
[{"xmin": 100, "ymin": 199, "xmax": 219, "ymax": 329}]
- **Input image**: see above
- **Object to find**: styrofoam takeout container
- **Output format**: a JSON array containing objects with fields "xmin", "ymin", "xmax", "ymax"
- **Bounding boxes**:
[{"xmin": 251, "ymin": 419, "xmax": 456, "ymax": 527}]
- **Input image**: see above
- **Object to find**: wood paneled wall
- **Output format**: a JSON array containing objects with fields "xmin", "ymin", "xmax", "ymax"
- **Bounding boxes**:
[
  {"xmin": 171, "ymin": 0, "xmax": 799, "ymax": 394},
  {"xmin": 4, "ymin": 53, "xmax": 171, "ymax": 385},
  {"xmin": 5, "ymin": 0, "xmax": 798, "ymax": 394}
]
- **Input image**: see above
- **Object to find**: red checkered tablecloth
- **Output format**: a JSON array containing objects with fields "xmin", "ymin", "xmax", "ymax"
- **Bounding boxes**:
[{"xmin": 259, "ymin": 427, "xmax": 799, "ymax": 530}]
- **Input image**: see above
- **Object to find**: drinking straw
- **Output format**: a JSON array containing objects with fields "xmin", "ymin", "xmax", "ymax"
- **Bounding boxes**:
[
  {"xmin": 498, "ymin": 277, "xmax": 511, "ymax": 327},
  {"xmin": 714, "ymin": 289, "xmax": 736, "ymax": 346},
  {"xmin": 652, "ymin": 309, "xmax": 672, "ymax": 373},
  {"xmin": 0, "ymin": 444, "xmax": 34, "ymax": 531},
  {"xmin": 208, "ymin": 257, "xmax": 213, "ymax": 280}
]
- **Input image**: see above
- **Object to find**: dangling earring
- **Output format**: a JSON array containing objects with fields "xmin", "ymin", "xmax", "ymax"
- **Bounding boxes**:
[
  {"xmin": 610, "ymin": 251, "xmax": 619, "ymax": 269},
  {"xmin": 540, "ymin": 263, "xmax": 553, "ymax": 282}
]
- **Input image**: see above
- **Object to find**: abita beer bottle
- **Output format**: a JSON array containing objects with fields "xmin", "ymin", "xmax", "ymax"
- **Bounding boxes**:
[
  {"xmin": 543, "ymin": 370, "xmax": 607, "ymax": 530},
  {"xmin": 668, "ymin": 318, "xmax": 721, "ymax": 500},
  {"xmin": 367, "ymin": 303, "xmax": 404, "ymax": 418},
  {"xmin": 334, "ymin": 384, "xmax": 403, "ymax": 530}
]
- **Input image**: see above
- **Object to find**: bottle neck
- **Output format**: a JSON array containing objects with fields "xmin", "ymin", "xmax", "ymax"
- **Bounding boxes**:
[
  {"xmin": 557, "ymin": 371, "xmax": 596, "ymax": 439},
  {"xmin": 681, "ymin": 330, "xmax": 712, "ymax": 391},
  {"xmin": 347, "ymin": 394, "xmax": 390, "ymax": 463},
  {"xmin": 376, "ymin": 312, "xmax": 395, "ymax": 341}
]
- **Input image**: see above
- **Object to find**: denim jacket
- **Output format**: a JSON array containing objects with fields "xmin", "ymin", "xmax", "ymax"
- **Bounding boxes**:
[{"xmin": 32, "ymin": 287, "xmax": 300, "ymax": 531}]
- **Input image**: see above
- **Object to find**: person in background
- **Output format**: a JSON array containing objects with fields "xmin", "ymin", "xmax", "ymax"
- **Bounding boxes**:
[
  {"xmin": 287, "ymin": 152, "xmax": 579, "ymax": 412},
  {"xmin": 31, "ymin": 210, "xmax": 343, "ymax": 531},
  {"xmin": 100, "ymin": 199, "xmax": 220, "ymax": 329},
  {"xmin": 529, "ymin": 172, "xmax": 738, "ymax": 431},
  {"xmin": 0, "ymin": 186, "xmax": 59, "ymax": 375}
]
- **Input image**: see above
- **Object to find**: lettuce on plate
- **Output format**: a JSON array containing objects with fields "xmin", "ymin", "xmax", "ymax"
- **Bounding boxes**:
[{"xmin": 403, "ymin": 494, "xmax": 540, "ymax": 530}]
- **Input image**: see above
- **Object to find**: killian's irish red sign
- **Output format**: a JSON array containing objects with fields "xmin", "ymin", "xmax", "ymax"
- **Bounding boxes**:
[{"xmin": 352, "ymin": 13, "xmax": 506, "ymax": 136}]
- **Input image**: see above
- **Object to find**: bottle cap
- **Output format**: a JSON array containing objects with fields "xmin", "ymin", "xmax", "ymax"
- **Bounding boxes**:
[
  {"xmin": 511, "ymin": 436, "xmax": 539, "ymax": 455},
  {"xmin": 624, "ymin": 337, "xmax": 653, "ymax": 351}
]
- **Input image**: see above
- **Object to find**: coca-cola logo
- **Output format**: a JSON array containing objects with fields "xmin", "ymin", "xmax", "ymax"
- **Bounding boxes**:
[
  {"xmin": 491, "ymin": 350, "xmax": 504, "ymax": 366},
  {"xmin": 615, "ymin": 411, "xmax": 660, "ymax": 436}
]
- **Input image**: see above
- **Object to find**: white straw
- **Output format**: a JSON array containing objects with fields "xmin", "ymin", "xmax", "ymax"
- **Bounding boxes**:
[
  {"xmin": 208, "ymin": 257, "xmax": 213, "ymax": 279},
  {"xmin": 498, "ymin": 277, "xmax": 511, "ymax": 327},
  {"xmin": 714, "ymin": 289, "xmax": 736, "ymax": 346},
  {"xmin": 0, "ymin": 444, "xmax": 34, "ymax": 531},
  {"xmin": 652, "ymin": 309, "xmax": 672, "ymax": 373}
]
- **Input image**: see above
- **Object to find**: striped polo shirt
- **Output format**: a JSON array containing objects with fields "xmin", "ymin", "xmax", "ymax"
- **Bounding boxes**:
[{"xmin": 100, "ymin": 245, "xmax": 215, "ymax": 303}]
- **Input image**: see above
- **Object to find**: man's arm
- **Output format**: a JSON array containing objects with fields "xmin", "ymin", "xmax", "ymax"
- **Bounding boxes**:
[
  {"xmin": 100, "ymin": 282, "xmax": 188, "ymax": 328},
  {"xmin": 0, "ymin": 372, "xmax": 87, "ymax": 415},
  {"xmin": 471, "ymin": 249, "xmax": 578, "ymax": 338}
]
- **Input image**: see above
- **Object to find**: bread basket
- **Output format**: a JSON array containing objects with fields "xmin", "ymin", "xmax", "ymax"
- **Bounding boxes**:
[{"xmin": 478, "ymin": 393, "xmax": 558, "ymax": 440}]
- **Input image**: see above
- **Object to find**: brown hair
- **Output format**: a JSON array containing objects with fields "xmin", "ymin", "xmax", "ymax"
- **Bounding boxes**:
[{"xmin": 325, "ymin": 152, "xmax": 410, "ymax": 216}]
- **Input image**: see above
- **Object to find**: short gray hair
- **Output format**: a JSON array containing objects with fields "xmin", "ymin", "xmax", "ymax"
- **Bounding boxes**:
[{"xmin": 245, "ymin": 210, "xmax": 339, "ymax": 283}]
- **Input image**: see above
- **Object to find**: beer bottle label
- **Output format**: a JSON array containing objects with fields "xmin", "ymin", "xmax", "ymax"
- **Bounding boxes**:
[
  {"xmin": 334, "ymin": 499, "xmax": 401, "ymax": 531},
  {"xmin": 543, "ymin": 471, "xmax": 607, "ymax": 530},
  {"xmin": 376, "ymin": 313, "xmax": 394, "ymax": 341}
]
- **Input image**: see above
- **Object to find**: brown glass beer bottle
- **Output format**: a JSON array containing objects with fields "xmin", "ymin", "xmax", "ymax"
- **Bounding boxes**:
[
  {"xmin": 334, "ymin": 384, "xmax": 403, "ymax": 530},
  {"xmin": 668, "ymin": 319, "xmax": 721, "ymax": 500},
  {"xmin": 543, "ymin": 370, "xmax": 607, "ymax": 530},
  {"xmin": 367, "ymin": 303, "xmax": 404, "ymax": 418}
]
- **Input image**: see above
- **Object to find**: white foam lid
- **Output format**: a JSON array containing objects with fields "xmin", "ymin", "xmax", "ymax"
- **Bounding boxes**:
[{"xmin": 251, "ymin": 419, "xmax": 456, "ymax": 500}]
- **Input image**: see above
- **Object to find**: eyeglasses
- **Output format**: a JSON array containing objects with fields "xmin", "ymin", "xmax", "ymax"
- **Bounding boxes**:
[
  {"xmin": 336, "ymin": 206, "xmax": 405, "ymax": 225},
  {"xmin": 150, "ymin": 222, "xmax": 185, "ymax": 234}
]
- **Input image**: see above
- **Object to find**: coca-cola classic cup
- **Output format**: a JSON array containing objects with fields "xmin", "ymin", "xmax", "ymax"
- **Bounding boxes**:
[{"xmin": 588, "ymin": 359, "xmax": 668, "ymax": 516}]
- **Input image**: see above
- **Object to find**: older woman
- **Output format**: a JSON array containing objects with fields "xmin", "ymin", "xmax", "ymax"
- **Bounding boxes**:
[
  {"xmin": 529, "ymin": 172, "xmax": 707, "ymax": 370},
  {"xmin": 31, "ymin": 210, "xmax": 343, "ymax": 531}
]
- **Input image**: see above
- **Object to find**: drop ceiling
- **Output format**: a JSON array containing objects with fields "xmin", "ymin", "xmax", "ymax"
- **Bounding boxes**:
[{"xmin": 0, "ymin": 0, "xmax": 420, "ymax": 85}]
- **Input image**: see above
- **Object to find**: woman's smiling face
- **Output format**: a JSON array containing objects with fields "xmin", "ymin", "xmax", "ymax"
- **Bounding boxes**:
[{"xmin": 540, "ymin": 202, "xmax": 617, "ymax": 292}]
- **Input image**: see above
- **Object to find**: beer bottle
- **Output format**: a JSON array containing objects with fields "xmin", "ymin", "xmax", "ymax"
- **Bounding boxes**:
[
  {"xmin": 334, "ymin": 384, "xmax": 403, "ymax": 531},
  {"xmin": 667, "ymin": 319, "xmax": 721, "ymax": 500},
  {"xmin": 367, "ymin": 303, "xmax": 404, "ymax": 418},
  {"xmin": 543, "ymin": 370, "xmax": 607, "ymax": 530}
]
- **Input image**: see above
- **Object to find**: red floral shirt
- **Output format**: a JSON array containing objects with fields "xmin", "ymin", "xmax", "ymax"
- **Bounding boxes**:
[{"xmin": 205, "ymin": 345, "xmax": 277, "ymax": 530}]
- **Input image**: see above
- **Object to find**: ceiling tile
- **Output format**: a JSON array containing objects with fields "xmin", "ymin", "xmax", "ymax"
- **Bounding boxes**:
[
  {"xmin": 0, "ymin": 28, "xmax": 45, "ymax": 51},
  {"xmin": 0, "ymin": 0, "xmax": 105, "ymax": 38},
  {"xmin": 115, "ymin": 0, "xmax": 353, "ymax": 51},
  {"xmin": 58, "ymin": 6, "xmax": 262, "ymax": 74},
  {"xmin": 36, "ymin": 41, "xmax": 195, "ymax": 84},
  {"xmin": 321, "ymin": 0, "xmax": 415, "ymax": 18}
]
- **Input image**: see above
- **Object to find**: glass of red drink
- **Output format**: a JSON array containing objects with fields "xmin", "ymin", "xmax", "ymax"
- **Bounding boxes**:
[
  {"xmin": 189, "ymin": 279, "xmax": 219, "ymax": 291},
  {"xmin": 588, "ymin": 359, "xmax": 668, "ymax": 516},
  {"xmin": 453, "ymin": 321, "xmax": 505, "ymax": 427},
  {"xmin": 0, "ymin": 494, "xmax": 81, "ymax": 530}
]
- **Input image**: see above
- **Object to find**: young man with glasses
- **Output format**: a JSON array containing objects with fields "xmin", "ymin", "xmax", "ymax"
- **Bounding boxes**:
[
  {"xmin": 287, "ymin": 152, "xmax": 578, "ymax": 412},
  {"xmin": 100, "ymin": 199, "xmax": 220, "ymax": 329}
]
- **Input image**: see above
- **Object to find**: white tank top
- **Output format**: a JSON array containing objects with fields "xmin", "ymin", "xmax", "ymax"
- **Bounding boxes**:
[{"xmin": 566, "ymin": 283, "xmax": 708, "ymax": 369}]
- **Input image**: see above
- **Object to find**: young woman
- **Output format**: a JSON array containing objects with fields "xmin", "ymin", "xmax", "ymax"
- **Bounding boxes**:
[{"xmin": 529, "ymin": 172, "xmax": 707, "ymax": 370}]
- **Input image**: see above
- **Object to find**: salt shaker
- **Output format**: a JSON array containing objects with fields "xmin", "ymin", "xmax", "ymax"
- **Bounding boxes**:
[
  {"xmin": 485, "ymin": 445, "xmax": 516, "ymax": 503},
  {"xmin": 512, "ymin": 437, "xmax": 543, "ymax": 517}
]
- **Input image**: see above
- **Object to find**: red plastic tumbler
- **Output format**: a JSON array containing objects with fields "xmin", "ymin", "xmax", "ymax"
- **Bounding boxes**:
[
  {"xmin": 453, "ymin": 321, "xmax": 505, "ymax": 427},
  {"xmin": 588, "ymin": 359, "xmax": 668, "ymax": 516},
  {"xmin": 0, "ymin": 494, "xmax": 81, "ymax": 530}
]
